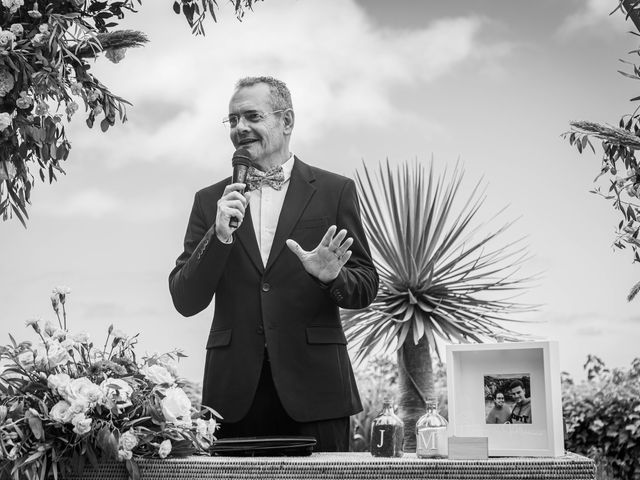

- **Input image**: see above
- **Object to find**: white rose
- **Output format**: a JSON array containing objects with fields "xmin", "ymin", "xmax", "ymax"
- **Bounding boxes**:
[
  {"xmin": 0, "ymin": 112, "xmax": 12, "ymax": 132},
  {"xmin": 47, "ymin": 373, "xmax": 71, "ymax": 394},
  {"xmin": 9, "ymin": 24, "xmax": 23, "ymax": 37},
  {"xmin": 195, "ymin": 418, "xmax": 208, "ymax": 438},
  {"xmin": 117, "ymin": 449, "xmax": 132, "ymax": 461},
  {"xmin": 112, "ymin": 329, "xmax": 127, "ymax": 340},
  {"xmin": 71, "ymin": 332, "xmax": 90, "ymax": 344},
  {"xmin": 156, "ymin": 355, "xmax": 180, "ymax": 377},
  {"xmin": 1, "ymin": 0, "xmax": 23, "ymax": 13},
  {"xmin": 68, "ymin": 400, "xmax": 89, "ymax": 415},
  {"xmin": 161, "ymin": 387, "xmax": 192, "ymax": 427},
  {"xmin": 100, "ymin": 378, "xmax": 133, "ymax": 409},
  {"xmin": 17, "ymin": 350, "xmax": 35, "ymax": 369},
  {"xmin": 141, "ymin": 364, "xmax": 174, "ymax": 385},
  {"xmin": 206, "ymin": 417, "xmax": 218, "ymax": 437},
  {"xmin": 119, "ymin": 430, "xmax": 138, "ymax": 451},
  {"xmin": 35, "ymin": 341, "xmax": 70, "ymax": 368},
  {"xmin": 43, "ymin": 320, "xmax": 59, "ymax": 337},
  {"xmin": 158, "ymin": 439, "xmax": 172, "ymax": 459},
  {"xmin": 71, "ymin": 413, "xmax": 92, "ymax": 435},
  {"xmin": 62, "ymin": 377, "xmax": 103, "ymax": 407},
  {"xmin": 0, "ymin": 31, "xmax": 15, "ymax": 49},
  {"xmin": 60, "ymin": 338, "xmax": 74, "ymax": 351},
  {"xmin": 49, "ymin": 400, "xmax": 73, "ymax": 423}
]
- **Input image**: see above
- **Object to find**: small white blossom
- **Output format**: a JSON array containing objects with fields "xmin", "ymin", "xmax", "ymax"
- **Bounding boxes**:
[
  {"xmin": 9, "ymin": 24, "xmax": 23, "ymax": 37},
  {"xmin": 158, "ymin": 439, "xmax": 172, "ymax": 458},
  {"xmin": 1, "ymin": 0, "xmax": 24, "ymax": 14},
  {"xmin": 141, "ymin": 364, "xmax": 174, "ymax": 385},
  {"xmin": 0, "ymin": 30, "xmax": 16, "ymax": 50},
  {"xmin": 161, "ymin": 387, "xmax": 192, "ymax": 427},
  {"xmin": 0, "ymin": 68, "xmax": 14, "ymax": 97},
  {"xmin": 119, "ymin": 430, "xmax": 138, "ymax": 451},
  {"xmin": 71, "ymin": 413, "xmax": 92, "ymax": 435}
]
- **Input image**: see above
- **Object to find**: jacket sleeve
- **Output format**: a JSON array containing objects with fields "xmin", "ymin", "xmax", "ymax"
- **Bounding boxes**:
[
  {"xmin": 326, "ymin": 179, "xmax": 379, "ymax": 309},
  {"xmin": 168, "ymin": 191, "xmax": 233, "ymax": 317}
]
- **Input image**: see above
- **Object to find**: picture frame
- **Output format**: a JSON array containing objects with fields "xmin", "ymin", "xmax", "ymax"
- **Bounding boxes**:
[{"xmin": 446, "ymin": 341, "xmax": 564, "ymax": 457}]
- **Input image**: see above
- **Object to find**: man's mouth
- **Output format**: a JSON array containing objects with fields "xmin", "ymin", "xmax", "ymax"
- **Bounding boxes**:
[{"xmin": 238, "ymin": 138, "xmax": 258, "ymax": 146}]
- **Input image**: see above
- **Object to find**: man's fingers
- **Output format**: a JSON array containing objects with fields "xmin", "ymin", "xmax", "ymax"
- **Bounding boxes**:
[
  {"xmin": 222, "ymin": 206, "xmax": 245, "ymax": 222},
  {"xmin": 286, "ymin": 239, "xmax": 307, "ymax": 258},
  {"xmin": 329, "ymin": 229, "xmax": 348, "ymax": 251},
  {"xmin": 338, "ymin": 250, "xmax": 352, "ymax": 266},
  {"xmin": 320, "ymin": 225, "xmax": 337, "ymax": 247},
  {"xmin": 335, "ymin": 237, "xmax": 353, "ymax": 258},
  {"xmin": 224, "ymin": 182, "xmax": 247, "ymax": 195}
]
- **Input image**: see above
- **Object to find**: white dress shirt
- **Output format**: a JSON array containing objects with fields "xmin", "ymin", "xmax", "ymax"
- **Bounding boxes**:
[{"xmin": 248, "ymin": 155, "xmax": 294, "ymax": 266}]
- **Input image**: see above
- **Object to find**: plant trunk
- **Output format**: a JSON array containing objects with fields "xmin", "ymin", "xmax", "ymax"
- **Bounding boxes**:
[{"xmin": 396, "ymin": 335, "xmax": 434, "ymax": 452}]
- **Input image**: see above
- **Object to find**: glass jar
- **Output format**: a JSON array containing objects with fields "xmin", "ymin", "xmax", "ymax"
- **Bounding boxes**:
[
  {"xmin": 415, "ymin": 398, "xmax": 448, "ymax": 458},
  {"xmin": 370, "ymin": 400, "xmax": 404, "ymax": 457}
]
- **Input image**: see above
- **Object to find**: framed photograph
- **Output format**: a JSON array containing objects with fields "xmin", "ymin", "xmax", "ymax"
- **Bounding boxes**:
[{"xmin": 446, "ymin": 341, "xmax": 564, "ymax": 456}]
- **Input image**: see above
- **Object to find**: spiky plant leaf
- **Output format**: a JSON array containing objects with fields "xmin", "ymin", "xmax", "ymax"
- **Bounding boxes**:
[{"xmin": 343, "ymin": 159, "xmax": 537, "ymax": 365}]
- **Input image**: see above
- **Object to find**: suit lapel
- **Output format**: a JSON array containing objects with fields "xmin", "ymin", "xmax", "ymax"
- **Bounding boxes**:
[
  {"xmin": 265, "ymin": 158, "xmax": 316, "ymax": 272},
  {"xmin": 234, "ymin": 206, "xmax": 264, "ymax": 274}
]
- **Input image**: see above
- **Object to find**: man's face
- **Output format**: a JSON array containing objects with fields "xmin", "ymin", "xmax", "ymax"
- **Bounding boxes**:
[
  {"xmin": 228, "ymin": 83, "xmax": 291, "ymax": 167},
  {"xmin": 511, "ymin": 386, "xmax": 526, "ymax": 404},
  {"xmin": 495, "ymin": 393, "xmax": 505, "ymax": 407}
]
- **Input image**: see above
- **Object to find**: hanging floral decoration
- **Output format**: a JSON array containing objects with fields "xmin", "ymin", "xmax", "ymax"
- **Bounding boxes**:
[{"xmin": 0, "ymin": 0, "xmax": 148, "ymax": 226}]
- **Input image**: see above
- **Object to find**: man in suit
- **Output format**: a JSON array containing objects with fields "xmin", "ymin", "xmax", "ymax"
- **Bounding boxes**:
[{"xmin": 169, "ymin": 76, "xmax": 379, "ymax": 451}]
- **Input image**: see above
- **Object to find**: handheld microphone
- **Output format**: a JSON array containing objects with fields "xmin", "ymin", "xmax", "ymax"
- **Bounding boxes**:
[{"xmin": 230, "ymin": 148, "xmax": 253, "ymax": 228}]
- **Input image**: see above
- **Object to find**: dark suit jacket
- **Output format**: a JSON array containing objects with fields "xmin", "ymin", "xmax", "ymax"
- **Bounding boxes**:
[{"xmin": 169, "ymin": 157, "xmax": 379, "ymax": 423}]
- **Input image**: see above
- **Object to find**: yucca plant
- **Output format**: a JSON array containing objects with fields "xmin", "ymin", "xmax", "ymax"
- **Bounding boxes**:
[{"xmin": 343, "ymin": 159, "xmax": 536, "ymax": 451}]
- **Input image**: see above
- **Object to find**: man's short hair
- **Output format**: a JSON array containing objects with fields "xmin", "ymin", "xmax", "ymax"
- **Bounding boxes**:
[
  {"xmin": 235, "ymin": 76, "xmax": 293, "ymax": 111},
  {"xmin": 509, "ymin": 380, "xmax": 524, "ymax": 391}
]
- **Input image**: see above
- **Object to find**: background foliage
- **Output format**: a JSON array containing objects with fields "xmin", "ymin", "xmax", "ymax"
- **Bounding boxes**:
[{"xmin": 563, "ymin": 355, "xmax": 640, "ymax": 480}]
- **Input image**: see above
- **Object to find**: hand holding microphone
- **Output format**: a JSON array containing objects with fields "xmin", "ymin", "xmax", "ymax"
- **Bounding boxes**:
[{"xmin": 214, "ymin": 148, "xmax": 253, "ymax": 242}]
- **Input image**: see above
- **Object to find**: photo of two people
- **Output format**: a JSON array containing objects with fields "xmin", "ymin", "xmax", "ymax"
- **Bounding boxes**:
[{"xmin": 484, "ymin": 374, "xmax": 532, "ymax": 424}]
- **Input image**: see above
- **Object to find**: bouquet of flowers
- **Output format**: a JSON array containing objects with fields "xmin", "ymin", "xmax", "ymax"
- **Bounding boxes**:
[{"xmin": 0, "ymin": 287, "xmax": 221, "ymax": 480}]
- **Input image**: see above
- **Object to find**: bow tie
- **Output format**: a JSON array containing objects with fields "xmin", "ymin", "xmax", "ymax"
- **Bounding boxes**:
[{"xmin": 245, "ymin": 166, "xmax": 286, "ymax": 191}]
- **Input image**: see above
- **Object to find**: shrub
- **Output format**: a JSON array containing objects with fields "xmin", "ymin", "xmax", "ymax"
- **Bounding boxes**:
[{"xmin": 563, "ymin": 355, "xmax": 640, "ymax": 480}]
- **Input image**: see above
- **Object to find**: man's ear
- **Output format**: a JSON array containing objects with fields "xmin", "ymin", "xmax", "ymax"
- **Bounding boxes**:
[{"xmin": 283, "ymin": 108, "xmax": 295, "ymax": 134}]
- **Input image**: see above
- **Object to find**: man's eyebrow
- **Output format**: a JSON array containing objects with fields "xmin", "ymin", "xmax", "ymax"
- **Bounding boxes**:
[{"xmin": 229, "ymin": 109, "xmax": 260, "ymax": 115}]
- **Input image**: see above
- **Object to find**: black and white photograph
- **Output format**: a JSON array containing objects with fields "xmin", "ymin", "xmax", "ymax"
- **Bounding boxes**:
[
  {"xmin": 484, "ymin": 374, "xmax": 532, "ymax": 424},
  {"xmin": 0, "ymin": 0, "xmax": 638, "ymax": 476}
]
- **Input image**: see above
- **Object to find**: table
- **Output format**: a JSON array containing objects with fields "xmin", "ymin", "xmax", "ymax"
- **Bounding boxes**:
[{"xmin": 76, "ymin": 452, "xmax": 596, "ymax": 480}]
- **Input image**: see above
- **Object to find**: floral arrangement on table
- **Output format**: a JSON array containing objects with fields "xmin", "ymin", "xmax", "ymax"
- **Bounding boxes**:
[
  {"xmin": 0, "ymin": 287, "xmax": 221, "ymax": 480},
  {"xmin": 0, "ymin": 0, "xmax": 148, "ymax": 226}
]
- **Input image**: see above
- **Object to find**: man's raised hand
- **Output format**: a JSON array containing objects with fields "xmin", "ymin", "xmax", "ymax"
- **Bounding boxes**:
[{"xmin": 286, "ymin": 225, "xmax": 353, "ymax": 284}]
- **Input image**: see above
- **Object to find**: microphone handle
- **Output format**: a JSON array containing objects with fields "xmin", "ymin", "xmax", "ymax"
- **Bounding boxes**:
[{"xmin": 229, "ymin": 163, "xmax": 249, "ymax": 229}]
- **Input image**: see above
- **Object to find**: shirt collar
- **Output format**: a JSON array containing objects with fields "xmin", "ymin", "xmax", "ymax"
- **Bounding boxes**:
[{"xmin": 281, "ymin": 154, "xmax": 294, "ymax": 182}]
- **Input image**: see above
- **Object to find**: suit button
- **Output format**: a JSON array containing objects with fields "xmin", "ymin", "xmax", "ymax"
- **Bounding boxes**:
[
  {"xmin": 257, "ymin": 325, "xmax": 264, "ymax": 334},
  {"xmin": 262, "ymin": 283, "xmax": 271, "ymax": 292}
]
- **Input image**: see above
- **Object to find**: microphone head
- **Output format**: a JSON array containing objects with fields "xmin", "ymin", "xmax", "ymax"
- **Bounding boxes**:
[{"xmin": 232, "ymin": 148, "xmax": 253, "ymax": 167}]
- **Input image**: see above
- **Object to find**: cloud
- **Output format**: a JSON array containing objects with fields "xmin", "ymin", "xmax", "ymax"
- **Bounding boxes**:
[
  {"xmin": 67, "ymin": 0, "xmax": 511, "ymax": 170},
  {"xmin": 43, "ymin": 189, "xmax": 120, "ymax": 218},
  {"xmin": 559, "ymin": 0, "xmax": 627, "ymax": 35}
]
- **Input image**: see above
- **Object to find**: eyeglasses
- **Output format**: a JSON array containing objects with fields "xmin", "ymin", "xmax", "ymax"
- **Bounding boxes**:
[{"xmin": 222, "ymin": 110, "xmax": 286, "ymax": 128}]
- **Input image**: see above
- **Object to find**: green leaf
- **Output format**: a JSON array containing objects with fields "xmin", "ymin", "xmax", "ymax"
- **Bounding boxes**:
[{"xmin": 125, "ymin": 459, "xmax": 140, "ymax": 480}]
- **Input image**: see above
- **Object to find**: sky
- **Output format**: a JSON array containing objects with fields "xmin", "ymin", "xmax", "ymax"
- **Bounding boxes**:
[{"xmin": 1, "ymin": 0, "xmax": 639, "ymax": 384}]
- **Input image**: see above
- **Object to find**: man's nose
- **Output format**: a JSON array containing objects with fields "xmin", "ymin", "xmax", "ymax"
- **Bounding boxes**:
[{"xmin": 235, "ymin": 115, "xmax": 251, "ymax": 131}]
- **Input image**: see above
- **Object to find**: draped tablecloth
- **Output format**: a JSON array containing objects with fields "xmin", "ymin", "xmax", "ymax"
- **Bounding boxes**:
[{"xmin": 75, "ymin": 452, "xmax": 596, "ymax": 480}]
